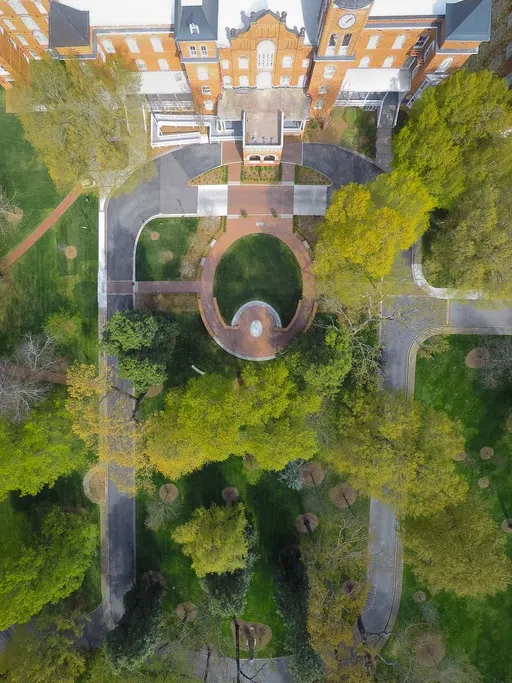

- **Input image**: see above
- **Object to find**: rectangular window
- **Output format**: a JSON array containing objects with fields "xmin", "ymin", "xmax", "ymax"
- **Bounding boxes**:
[
  {"xmin": 302, "ymin": 58, "xmax": 310, "ymax": 68},
  {"xmin": 359, "ymin": 56, "xmax": 370, "ymax": 68},
  {"xmin": 392, "ymin": 35, "xmax": 406, "ymax": 50},
  {"xmin": 21, "ymin": 16, "xmax": 39, "ymax": 31},
  {"xmin": 158, "ymin": 58, "xmax": 169, "ymax": 70},
  {"xmin": 33, "ymin": 0, "xmax": 47, "ymax": 12},
  {"xmin": 239, "ymin": 75, "xmax": 249, "ymax": 86},
  {"xmin": 4, "ymin": 19, "xmax": 16, "ymax": 30},
  {"xmin": 150, "ymin": 36, "xmax": 164, "ymax": 52},
  {"xmin": 221, "ymin": 59, "xmax": 230, "ymax": 69},
  {"xmin": 201, "ymin": 85, "xmax": 211, "ymax": 94},
  {"xmin": 413, "ymin": 35, "xmax": 429, "ymax": 49},
  {"xmin": 238, "ymin": 56, "xmax": 248, "ymax": 69},
  {"xmin": 102, "ymin": 39, "xmax": 115, "ymax": 54},
  {"xmin": 323, "ymin": 65, "xmax": 335, "ymax": 78},
  {"xmin": 135, "ymin": 59, "xmax": 147, "ymax": 71},
  {"xmin": 197, "ymin": 67, "xmax": 208, "ymax": 80},
  {"xmin": 0, "ymin": 65, "xmax": 9, "ymax": 75},
  {"xmin": 97, "ymin": 43, "xmax": 106, "ymax": 61},
  {"xmin": 7, "ymin": 0, "xmax": 27, "ymax": 14},
  {"xmin": 200, "ymin": 45, "xmax": 208, "ymax": 57},
  {"xmin": 28, "ymin": 48, "xmax": 40, "ymax": 59},
  {"xmin": 282, "ymin": 55, "xmax": 292, "ymax": 68},
  {"xmin": 280, "ymin": 75, "xmax": 290, "ymax": 86},
  {"xmin": 319, "ymin": 84, "xmax": 329, "ymax": 94},
  {"xmin": 314, "ymin": 99, "xmax": 324, "ymax": 110},
  {"xmin": 367, "ymin": 35, "xmax": 380, "ymax": 49},
  {"xmin": 382, "ymin": 56, "xmax": 395, "ymax": 68},
  {"xmin": 125, "ymin": 38, "xmax": 140, "ymax": 54},
  {"xmin": 189, "ymin": 46, "xmax": 197, "ymax": 57},
  {"xmin": 33, "ymin": 30, "xmax": 47, "ymax": 45},
  {"xmin": 16, "ymin": 33, "xmax": 28, "ymax": 45}
]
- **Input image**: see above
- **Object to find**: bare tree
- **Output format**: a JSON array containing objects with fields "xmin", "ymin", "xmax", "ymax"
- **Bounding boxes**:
[
  {"xmin": 0, "ymin": 333, "xmax": 60, "ymax": 422},
  {"xmin": 478, "ymin": 337, "xmax": 512, "ymax": 390}
]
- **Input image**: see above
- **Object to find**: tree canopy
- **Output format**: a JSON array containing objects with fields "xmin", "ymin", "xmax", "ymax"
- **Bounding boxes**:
[
  {"xmin": 393, "ymin": 70, "xmax": 512, "ymax": 207},
  {"xmin": 324, "ymin": 391, "xmax": 468, "ymax": 517},
  {"xmin": 103, "ymin": 310, "xmax": 178, "ymax": 395},
  {"xmin": 14, "ymin": 56, "xmax": 148, "ymax": 190},
  {"xmin": 0, "ymin": 397, "xmax": 89, "ymax": 502},
  {"xmin": 314, "ymin": 170, "xmax": 434, "ymax": 290},
  {"xmin": 404, "ymin": 494, "xmax": 512, "ymax": 597},
  {"xmin": 172, "ymin": 504, "xmax": 249, "ymax": 578},
  {"xmin": 0, "ymin": 504, "xmax": 97, "ymax": 629},
  {"xmin": 144, "ymin": 361, "xmax": 321, "ymax": 479}
]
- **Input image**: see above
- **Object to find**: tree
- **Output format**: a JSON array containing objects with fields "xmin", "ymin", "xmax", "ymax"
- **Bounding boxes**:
[
  {"xmin": 393, "ymin": 70, "xmax": 512, "ymax": 207},
  {"xmin": 143, "ymin": 362, "xmax": 321, "ymax": 480},
  {"xmin": 283, "ymin": 317, "xmax": 352, "ymax": 398},
  {"xmin": 0, "ymin": 504, "xmax": 97, "ymax": 629},
  {"xmin": 0, "ymin": 396, "xmax": 89, "ymax": 501},
  {"xmin": 425, "ymin": 184, "xmax": 512, "ymax": 296},
  {"xmin": 14, "ymin": 56, "xmax": 148, "ymax": 190},
  {"xmin": 302, "ymin": 510, "xmax": 371, "ymax": 683},
  {"xmin": 324, "ymin": 391, "xmax": 468, "ymax": 517},
  {"xmin": 105, "ymin": 572, "xmax": 165, "ymax": 673},
  {"xmin": 103, "ymin": 310, "xmax": 178, "ymax": 396},
  {"xmin": 44, "ymin": 312, "xmax": 82, "ymax": 347},
  {"xmin": 0, "ymin": 186, "xmax": 22, "ymax": 237},
  {"xmin": 314, "ymin": 170, "xmax": 433, "ymax": 285},
  {"xmin": 0, "ymin": 333, "xmax": 60, "ymax": 422},
  {"xmin": 172, "ymin": 504, "xmax": 249, "ymax": 578},
  {"xmin": 83, "ymin": 650, "xmax": 200, "ymax": 683},
  {"xmin": 477, "ymin": 337, "xmax": 512, "ymax": 389},
  {"xmin": 404, "ymin": 494, "xmax": 512, "ymax": 597},
  {"xmin": 0, "ymin": 607, "xmax": 87, "ymax": 683}
]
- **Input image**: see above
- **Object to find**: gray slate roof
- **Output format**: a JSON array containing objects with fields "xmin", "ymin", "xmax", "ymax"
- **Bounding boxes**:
[
  {"xmin": 49, "ymin": 1, "xmax": 90, "ymax": 48},
  {"xmin": 174, "ymin": 0, "xmax": 219, "ymax": 42},
  {"xmin": 334, "ymin": 0, "xmax": 373, "ymax": 9},
  {"xmin": 445, "ymin": 0, "xmax": 491, "ymax": 42}
]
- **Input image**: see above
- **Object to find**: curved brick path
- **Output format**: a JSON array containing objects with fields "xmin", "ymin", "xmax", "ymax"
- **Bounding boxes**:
[
  {"xmin": 0, "ymin": 184, "xmax": 82, "ymax": 272},
  {"xmin": 198, "ymin": 216, "xmax": 316, "ymax": 360}
]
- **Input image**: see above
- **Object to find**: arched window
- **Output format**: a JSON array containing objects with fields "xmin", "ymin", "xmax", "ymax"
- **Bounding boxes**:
[
  {"xmin": 359, "ymin": 56, "xmax": 370, "ymax": 68},
  {"xmin": 249, "ymin": 155, "xmax": 260, "ymax": 161},
  {"xmin": 238, "ymin": 56, "xmax": 249, "ymax": 69},
  {"xmin": 319, "ymin": 84, "xmax": 329, "ymax": 94},
  {"xmin": 436, "ymin": 57, "xmax": 453, "ymax": 73},
  {"xmin": 257, "ymin": 40, "xmax": 275, "ymax": 70},
  {"xmin": 222, "ymin": 75, "xmax": 232, "ymax": 87},
  {"xmin": 238, "ymin": 75, "xmax": 249, "ymax": 87},
  {"xmin": 323, "ymin": 65, "xmax": 335, "ymax": 79},
  {"xmin": 327, "ymin": 33, "xmax": 338, "ymax": 56},
  {"xmin": 339, "ymin": 33, "xmax": 352, "ymax": 55},
  {"xmin": 263, "ymin": 155, "xmax": 276, "ymax": 161}
]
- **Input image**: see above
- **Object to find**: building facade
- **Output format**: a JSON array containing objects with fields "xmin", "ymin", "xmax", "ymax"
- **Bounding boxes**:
[{"xmin": 0, "ymin": 0, "xmax": 492, "ymax": 161}]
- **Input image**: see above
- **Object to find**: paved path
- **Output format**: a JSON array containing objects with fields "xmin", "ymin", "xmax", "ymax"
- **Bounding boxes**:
[
  {"xmin": 0, "ymin": 184, "xmax": 82, "ymax": 272},
  {"xmin": 199, "ymin": 216, "xmax": 316, "ymax": 360}
]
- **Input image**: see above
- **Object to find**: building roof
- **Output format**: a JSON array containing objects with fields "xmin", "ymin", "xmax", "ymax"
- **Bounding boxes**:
[
  {"xmin": 445, "ymin": 0, "xmax": 491, "ymax": 41},
  {"xmin": 335, "ymin": 1, "xmax": 373, "ymax": 9},
  {"xmin": 49, "ymin": 1, "xmax": 90, "ymax": 48},
  {"xmin": 175, "ymin": 0, "xmax": 219, "ymax": 41},
  {"xmin": 369, "ymin": 0, "xmax": 468, "ymax": 16},
  {"xmin": 341, "ymin": 68, "xmax": 411, "ymax": 93},
  {"xmin": 218, "ymin": 87, "xmax": 311, "ymax": 121},
  {"xmin": 60, "ymin": 0, "xmax": 174, "ymax": 28},
  {"xmin": 217, "ymin": 0, "xmax": 322, "ymax": 47}
]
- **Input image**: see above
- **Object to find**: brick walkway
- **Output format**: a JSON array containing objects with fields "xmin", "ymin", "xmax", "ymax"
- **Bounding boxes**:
[
  {"xmin": 199, "ymin": 216, "xmax": 316, "ymax": 360},
  {"xmin": 228, "ymin": 185, "xmax": 294, "ymax": 216},
  {"xmin": 0, "ymin": 184, "xmax": 83, "ymax": 272}
]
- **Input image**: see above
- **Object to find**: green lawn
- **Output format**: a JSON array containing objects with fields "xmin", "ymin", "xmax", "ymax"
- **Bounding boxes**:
[
  {"xmin": 404, "ymin": 335, "xmax": 512, "ymax": 683},
  {"xmin": 304, "ymin": 107, "xmax": 377, "ymax": 159},
  {"xmin": 136, "ymin": 217, "xmax": 200, "ymax": 281},
  {"xmin": 0, "ymin": 89, "xmax": 65, "ymax": 259},
  {"xmin": 213, "ymin": 234, "xmax": 302, "ymax": 327},
  {"xmin": 0, "ymin": 193, "xmax": 99, "ymax": 361}
]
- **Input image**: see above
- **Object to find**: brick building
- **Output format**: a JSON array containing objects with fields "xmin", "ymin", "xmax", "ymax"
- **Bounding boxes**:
[{"xmin": 0, "ymin": 0, "xmax": 492, "ymax": 162}]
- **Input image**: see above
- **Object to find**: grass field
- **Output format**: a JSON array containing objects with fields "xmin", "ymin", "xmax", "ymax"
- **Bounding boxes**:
[
  {"xmin": 402, "ymin": 335, "xmax": 512, "ymax": 683},
  {"xmin": 0, "ymin": 90, "xmax": 65, "ymax": 259},
  {"xmin": 136, "ymin": 217, "xmax": 200, "ymax": 281},
  {"xmin": 0, "ymin": 193, "xmax": 99, "ymax": 361},
  {"xmin": 304, "ymin": 108, "xmax": 377, "ymax": 159},
  {"xmin": 213, "ymin": 234, "xmax": 302, "ymax": 327}
]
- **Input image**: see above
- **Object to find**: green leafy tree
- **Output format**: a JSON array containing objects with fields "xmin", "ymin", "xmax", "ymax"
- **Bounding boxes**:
[
  {"xmin": 404, "ymin": 494, "xmax": 512, "ymax": 597},
  {"xmin": 172, "ymin": 504, "xmax": 249, "ymax": 578},
  {"xmin": 103, "ymin": 310, "xmax": 178, "ymax": 396},
  {"xmin": 424, "ymin": 183, "xmax": 512, "ymax": 296},
  {"xmin": 0, "ymin": 608, "xmax": 86, "ymax": 683},
  {"xmin": 0, "ymin": 505, "xmax": 97, "ymax": 629},
  {"xmin": 144, "ymin": 362, "xmax": 321, "ymax": 480},
  {"xmin": 284, "ymin": 318, "xmax": 352, "ymax": 398},
  {"xmin": 393, "ymin": 70, "xmax": 512, "ymax": 206},
  {"xmin": 105, "ymin": 572, "xmax": 165, "ymax": 673},
  {"xmin": 14, "ymin": 56, "xmax": 148, "ymax": 189},
  {"xmin": 44, "ymin": 312, "xmax": 82, "ymax": 347},
  {"xmin": 83, "ymin": 650, "xmax": 200, "ymax": 683},
  {"xmin": 0, "ymin": 397, "xmax": 89, "ymax": 502},
  {"xmin": 314, "ymin": 170, "xmax": 433, "ymax": 284},
  {"xmin": 325, "ymin": 391, "xmax": 468, "ymax": 517}
]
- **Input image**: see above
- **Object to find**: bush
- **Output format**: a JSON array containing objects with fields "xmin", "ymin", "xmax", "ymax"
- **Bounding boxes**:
[
  {"xmin": 105, "ymin": 572, "xmax": 165, "ymax": 673},
  {"xmin": 44, "ymin": 312, "xmax": 82, "ymax": 346}
]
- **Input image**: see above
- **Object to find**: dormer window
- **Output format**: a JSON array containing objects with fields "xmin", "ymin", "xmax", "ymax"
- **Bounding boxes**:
[{"xmin": 190, "ymin": 23, "xmax": 199, "ymax": 35}]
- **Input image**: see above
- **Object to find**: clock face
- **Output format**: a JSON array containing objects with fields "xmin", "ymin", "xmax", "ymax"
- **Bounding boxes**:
[{"xmin": 339, "ymin": 14, "xmax": 356, "ymax": 29}]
